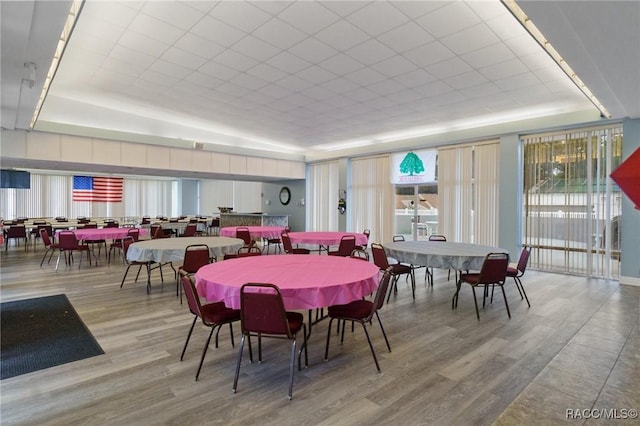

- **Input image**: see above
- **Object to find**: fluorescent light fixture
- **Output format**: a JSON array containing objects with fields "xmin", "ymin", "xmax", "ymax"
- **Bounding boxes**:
[
  {"xmin": 30, "ymin": 0, "xmax": 84, "ymax": 129},
  {"xmin": 502, "ymin": 0, "xmax": 611, "ymax": 118}
]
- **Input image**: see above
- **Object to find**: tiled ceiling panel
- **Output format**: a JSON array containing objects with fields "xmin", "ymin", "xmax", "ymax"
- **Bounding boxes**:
[{"xmin": 37, "ymin": 0, "xmax": 597, "ymax": 155}]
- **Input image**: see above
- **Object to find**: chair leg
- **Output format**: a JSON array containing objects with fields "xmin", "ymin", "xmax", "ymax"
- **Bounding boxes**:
[
  {"xmin": 195, "ymin": 326, "xmax": 217, "ymax": 381},
  {"xmin": 324, "ymin": 318, "xmax": 335, "ymax": 361},
  {"xmin": 471, "ymin": 286, "xmax": 481, "ymax": 320},
  {"xmin": 288, "ymin": 339, "xmax": 297, "ymax": 400},
  {"xmin": 500, "ymin": 284, "xmax": 511, "ymax": 318},
  {"xmin": 233, "ymin": 334, "xmax": 246, "ymax": 393},
  {"xmin": 40, "ymin": 248, "xmax": 50, "ymax": 267},
  {"xmin": 515, "ymin": 277, "xmax": 531, "ymax": 307},
  {"xmin": 361, "ymin": 323, "xmax": 381, "ymax": 372},
  {"xmin": 374, "ymin": 312, "xmax": 391, "ymax": 352},
  {"xmin": 180, "ymin": 316, "xmax": 198, "ymax": 360}
]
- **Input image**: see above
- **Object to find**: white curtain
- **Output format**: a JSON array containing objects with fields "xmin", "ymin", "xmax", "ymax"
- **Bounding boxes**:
[
  {"xmin": 307, "ymin": 161, "xmax": 339, "ymax": 231},
  {"xmin": 438, "ymin": 142, "xmax": 498, "ymax": 244},
  {"xmin": 349, "ymin": 155, "xmax": 394, "ymax": 245},
  {"xmin": 199, "ymin": 180, "xmax": 234, "ymax": 216}
]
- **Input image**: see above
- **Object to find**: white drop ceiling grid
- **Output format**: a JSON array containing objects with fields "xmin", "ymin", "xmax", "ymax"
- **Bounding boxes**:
[{"xmin": 39, "ymin": 0, "xmax": 595, "ymax": 154}]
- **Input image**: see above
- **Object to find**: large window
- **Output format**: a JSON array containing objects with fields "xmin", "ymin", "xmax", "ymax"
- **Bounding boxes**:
[{"xmin": 522, "ymin": 124, "xmax": 623, "ymax": 278}]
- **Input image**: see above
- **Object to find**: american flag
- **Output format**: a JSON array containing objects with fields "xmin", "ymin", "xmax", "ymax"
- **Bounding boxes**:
[{"xmin": 73, "ymin": 176, "xmax": 123, "ymax": 202}]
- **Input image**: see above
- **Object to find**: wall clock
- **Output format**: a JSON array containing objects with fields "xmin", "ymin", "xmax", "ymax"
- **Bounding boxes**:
[{"xmin": 279, "ymin": 186, "xmax": 291, "ymax": 205}]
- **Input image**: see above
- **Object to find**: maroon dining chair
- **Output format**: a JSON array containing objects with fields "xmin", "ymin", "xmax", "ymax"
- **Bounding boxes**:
[
  {"xmin": 452, "ymin": 252, "xmax": 510, "ymax": 320},
  {"xmin": 179, "ymin": 223, "xmax": 197, "ymax": 237},
  {"xmin": 56, "ymin": 230, "xmax": 94, "ymax": 271},
  {"xmin": 177, "ymin": 244, "xmax": 211, "ymax": 303},
  {"xmin": 371, "ymin": 243, "xmax": 415, "ymax": 302},
  {"xmin": 4, "ymin": 224, "xmax": 28, "ymax": 251},
  {"xmin": 233, "ymin": 283, "xmax": 308, "ymax": 400},
  {"xmin": 179, "ymin": 270, "xmax": 240, "ymax": 381},
  {"xmin": 506, "ymin": 246, "xmax": 531, "ymax": 307},
  {"xmin": 39, "ymin": 228, "xmax": 60, "ymax": 267},
  {"xmin": 325, "ymin": 267, "xmax": 393, "ymax": 372},
  {"xmin": 120, "ymin": 236, "xmax": 168, "ymax": 294},
  {"xmin": 281, "ymin": 231, "xmax": 310, "ymax": 254},
  {"xmin": 328, "ymin": 235, "xmax": 357, "ymax": 257}
]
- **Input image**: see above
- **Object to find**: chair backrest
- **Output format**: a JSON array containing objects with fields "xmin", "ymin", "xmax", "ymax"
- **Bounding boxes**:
[
  {"xmin": 122, "ymin": 236, "xmax": 135, "ymax": 259},
  {"xmin": 392, "ymin": 235, "xmax": 405, "ymax": 242},
  {"xmin": 428, "ymin": 234, "xmax": 447, "ymax": 241},
  {"xmin": 237, "ymin": 245, "xmax": 262, "ymax": 257},
  {"xmin": 517, "ymin": 246, "xmax": 531, "ymax": 273},
  {"xmin": 39, "ymin": 224, "xmax": 53, "ymax": 241},
  {"xmin": 371, "ymin": 243, "xmax": 390, "ymax": 270},
  {"xmin": 181, "ymin": 223, "xmax": 197, "ymax": 237},
  {"xmin": 182, "ymin": 244, "xmax": 211, "ymax": 273},
  {"xmin": 210, "ymin": 217, "xmax": 220, "ymax": 227},
  {"xmin": 281, "ymin": 232, "xmax": 294, "ymax": 253},
  {"xmin": 83, "ymin": 222, "xmax": 98, "ymax": 229},
  {"xmin": 477, "ymin": 253, "xmax": 510, "ymax": 284},
  {"xmin": 235, "ymin": 227, "xmax": 252, "ymax": 246},
  {"xmin": 127, "ymin": 228, "xmax": 140, "ymax": 241},
  {"xmin": 370, "ymin": 267, "xmax": 393, "ymax": 316},
  {"xmin": 39, "ymin": 227, "xmax": 52, "ymax": 247},
  {"xmin": 58, "ymin": 231, "xmax": 80, "ymax": 250},
  {"xmin": 141, "ymin": 216, "xmax": 151, "ymax": 225},
  {"xmin": 335, "ymin": 235, "xmax": 357, "ymax": 256},
  {"xmin": 240, "ymin": 283, "xmax": 293, "ymax": 337},
  {"xmin": 363, "ymin": 229, "xmax": 370, "ymax": 241},
  {"xmin": 55, "ymin": 216, "xmax": 68, "ymax": 222},
  {"xmin": 6, "ymin": 224, "xmax": 26, "ymax": 238},
  {"xmin": 350, "ymin": 248, "xmax": 369, "ymax": 261},
  {"xmin": 151, "ymin": 224, "xmax": 165, "ymax": 239},
  {"xmin": 180, "ymin": 270, "xmax": 204, "ymax": 318},
  {"xmin": 105, "ymin": 221, "xmax": 120, "ymax": 228}
]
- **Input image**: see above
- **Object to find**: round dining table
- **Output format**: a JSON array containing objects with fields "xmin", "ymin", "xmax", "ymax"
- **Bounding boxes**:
[
  {"xmin": 195, "ymin": 254, "xmax": 380, "ymax": 310},
  {"xmin": 57, "ymin": 227, "xmax": 148, "ymax": 241},
  {"xmin": 384, "ymin": 240, "xmax": 509, "ymax": 271},
  {"xmin": 126, "ymin": 236, "xmax": 244, "ymax": 263},
  {"xmin": 287, "ymin": 231, "xmax": 368, "ymax": 251},
  {"xmin": 219, "ymin": 226, "xmax": 286, "ymax": 240}
]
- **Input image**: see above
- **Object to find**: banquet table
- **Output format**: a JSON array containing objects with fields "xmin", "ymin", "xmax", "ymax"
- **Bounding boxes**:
[
  {"xmin": 219, "ymin": 226, "xmax": 286, "ymax": 240},
  {"xmin": 57, "ymin": 227, "xmax": 148, "ymax": 241},
  {"xmin": 195, "ymin": 254, "xmax": 380, "ymax": 310},
  {"xmin": 126, "ymin": 236, "xmax": 244, "ymax": 264},
  {"xmin": 384, "ymin": 241, "xmax": 509, "ymax": 272},
  {"xmin": 287, "ymin": 231, "xmax": 368, "ymax": 252}
]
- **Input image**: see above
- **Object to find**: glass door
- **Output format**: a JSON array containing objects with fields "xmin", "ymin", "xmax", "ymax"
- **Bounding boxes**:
[{"xmin": 394, "ymin": 184, "xmax": 439, "ymax": 241}]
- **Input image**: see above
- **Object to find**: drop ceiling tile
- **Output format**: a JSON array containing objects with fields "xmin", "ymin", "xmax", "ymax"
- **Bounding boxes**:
[
  {"xmin": 377, "ymin": 21, "xmax": 434, "ymax": 53},
  {"xmin": 320, "ymin": 1, "xmax": 367, "ymax": 17},
  {"xmin": 75, "ymin": 16, "xmax": 128, "ymax": 44},
  {"xmin": 385, "ymin": 89, "xmax": 424, "ymax": 104},
  {"xmin": 345, "ymin": 39, "xmax": 396, "ymax": 66},
  {"xmin": 296, "ymin": 65, "xmax": 337, "ymax": 84},
  {"xmin": 215, "ymin": 81, "xmax": 251, "ymax": 98},
  {"xmin": 198, "ymin": 60, "xmax": 241, "ymax": 80},
  {"xmin": 213, "ymin": 49, "xmax": 260, "ymax": 72},
  {"xmin": 252, "ymin": 18, "xmax": 309, "ymax": 50},
  {"xmin": 162, "ymin": 46, "xmax": 208, "ymax": 70},
  {"xmin": 343, "ymin": 87, "xmax": 380, "ymax": 102},
  {"xmin": 288, "ymin": 37, "xmax": 338, "ymax": 63},
  {"xmin": 246, "ymin": 63, "xmax": 289, "ymax": 83},
  {"xmin": 403, "ymin": 41, "xmax": 456, "ymax": 68},
  {"xmin": 231, "ymin": 35, "xmax": 281, "ymax": 62},
  {"xmin": 495, "ymin": 72, "xmax": 542, "ymax": 91},
  {"xmin": 484, "ymin": 13, "xmax": 527, "ymax": 42},
  {"xmin": 314, "ymin": 20, "xmax": 370, "ymax": 52},
  {"xmin": 118, "ymin": 30, "xmax": 170, "ymax": 57},
  {"xmin": 463, "ymin": 82, "xmax": 502, "ymax": 99},
  {"xmin": 319, "ymin": 53, "xmax": 364, "ymax": 75},
  {"xmin": 414, "ymin": 80, "xmax": 454, "ymax": 97},
  {"xmin": 266, "ymin": 51, "xmax": 313, "ymax": 74},
  {"xmin": 300, "ymin": 86, "xmax": 333, "ymax": 101},
  {"xmin": 82, "ymin": 1, "xmax": 139, "ymax": 28},
  {"xmin": 185, "ymin": 71, "xmax": 225, "ymax": 90},
  {"xmin": 252, "ymin": 1, "xmax": 293, "ymax": 16},
  {"xmin": 174, "ymin": 33, "xmax": 226, "ymax": 60},
  {"xmin": 322, "ymin": 77, "xmax": 360, "ymax": 94},
  {"xmin": 346, "ymin": 2, "xmax": 410, "ymax": 37},
  {"xmin": 441, "ymin": 23, "xmax": 501, "ymax": 56},
  {"xmin": 67, "ymin": 34, "xmax": 114, "ymax": 58},
  {"xmin": 479, "ymin": 57, "xmax": 530, "ymax": 80},
  {"xmin": 149, "ymin": 59, "xmax": 192, "ymax": 79},
  {"xmin": 140, "ymin": 1, "xmax": 204, "ymax": 30},
  {"xmin": 366, "ymin": 78, "xmax": 406, "ymax": 96},
  {"xmin": 370, "ymin": 55, "xmax": 418, "ymax": 77},
  {"xmin": 426, "ymin": 57, "xmax": 473, "ymax": 79},
  {"xmin": 179, "ymin": 1, "xmax": 216, "ymax": 14},
  {"xmin": 344, "ymin": 67, "xmax": 387, "ymax": 86},
  {"xmin": 393, "ymin": 68, "xmax": 437, "ymax": 87},
  {"xmin": 230, "ymin": 73, "xmax": 270, "ymax": 91},
  {"xmin": 139, "ymin": 68, "xmax": 181, "ymax": 87},
  {"xmin": 277, "ymin": 2, "xmax": 341, "ymax": 35},
  {"xmin": 209, "ymin": 1, "xmax": 273, "ymax": 33},
  {"xmin": 190, "ymin": 15, "xmax": 247, "ymax": 46},
  {"xmin": 276, "ymin": 75, "xmax": 316, "ymax": 92},
  {"xmin": 462, "ymin": 42, "xmax": 516, "ymax": 69},
  {"xmin": 416, "ymin": 2, "xmax": 481, "ymax": 38},
  {"xmin": 258, "ymin": 83, "xmax": 294, "ymax": 99},
  {"xmin": 391, "ymin": 1, "xmax": 447, "ymax": 19},
  {"xmin": 445, "ymin": 70, "xmax": 489, "ymax": 90}
]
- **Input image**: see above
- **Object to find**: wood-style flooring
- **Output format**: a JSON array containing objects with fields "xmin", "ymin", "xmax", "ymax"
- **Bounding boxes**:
[{"xmin": 1, "ymin": 241, "xmax": 638, "ymax": 425}]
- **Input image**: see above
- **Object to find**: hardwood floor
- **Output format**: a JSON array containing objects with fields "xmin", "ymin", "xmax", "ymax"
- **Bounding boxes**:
[{"xmin": 1, "ymin": 242, "xmax": 638, "ymax": 425}]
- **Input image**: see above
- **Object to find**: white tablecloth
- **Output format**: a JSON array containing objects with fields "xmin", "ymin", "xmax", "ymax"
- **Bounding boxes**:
[{"xmin": 126, "ymin": 237, "xmax": 244, "ymax": 263}]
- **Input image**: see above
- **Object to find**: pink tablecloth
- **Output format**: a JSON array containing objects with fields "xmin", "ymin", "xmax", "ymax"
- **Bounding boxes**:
[
  {"xmin": 287, "ymin": 231, "xmax": 368, "ymax": 246},
  {"xmin": 219, "ymin": 226, "xmax": 286, "ymax": 239},
  {"xmin": 195, "ymin": 255, "xmax": 380, "ymax": 310},
  {"xmin": 57, "ymin": 227, "xmax": 147, "ymax": 241}
]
